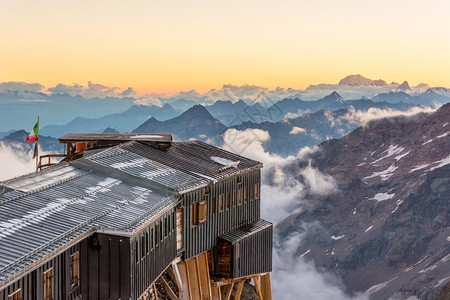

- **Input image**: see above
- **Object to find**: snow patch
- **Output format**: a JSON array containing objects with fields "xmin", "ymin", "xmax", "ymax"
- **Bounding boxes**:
[
  {"xmin": 364, "ymin": 164, "xmax": 397, "ymax": 181},
  {"xmin": 434, "ymin": 277, "xmax": 450, "ymax": 288},
  {"xmin": 429, "ymin": 154, "xmax": 450, "ymax": 171},
  {"xmin": 331, "ymin": 235, "xmax": 345, "ymax": 240},
  {"xmin": 409, "ymin": 163, "xmax": 430, "ymax": 173},
  {"xmin": 370, "ymin": 192, "xmax": 395, "ymax": 201},
  {"xmin": 365, "ymin": 226, "xmax": 373, "ymax": 232},
  {"xmin": 300, "ymin": 249, "xmax": 311, "ymax": 257},
  {"xmin": 419, "ymin": 265, "xmax": 437, "ymax": 273},
  {"xmin": 422, "ymin": 139, "xmax": 433, "ymax": 145},
  {"xmin": 371, "ymin": 145, "xmax": 404, "ymax": 164},
  {"xmin": 437, "ymin": 131, "xmax": 449, "ymax": 138},
  {"xmin": 395, "ymin": 151, "xmax": 410, "ymax": 161}
]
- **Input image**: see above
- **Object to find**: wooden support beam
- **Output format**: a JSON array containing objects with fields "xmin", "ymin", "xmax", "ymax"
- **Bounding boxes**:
[
  {"xmin": 153, "ymin": 282, "xmax": 159, "ymax": 300},
  {"xmin": 225, "ymin": 283, "xmax": 234, "ymax": 300},
  {"xmin": 186, "ymin": 258, "xmax": 201, "ymax": 300},
  {"xmin": 211, "ymin": 286, "xmax": 221, "ymax": 300},
  {"xmin": 176, "ymin": 261, "xmax": 190, "ymax": 300},
  {"xmin": 161, "ymin": 275, "xmax": 179, "ymax": 300},
  {"xmin": 253, "ymin": 276, "xmax": 263, "ymax": 300},
  {"xmin": 213, "ymin": 273, "xmax": 268, "ymax": 287},
  {"xmin": 260, "ymin": 273, "xmax": 272, "ymax": 300},
  {"xmin": 234, "ymin": 280, "xmax": 244, "ymax": 300},
  {"xmin": 197, "ymin": 253, "xmax": 212, "ymax": 299}
]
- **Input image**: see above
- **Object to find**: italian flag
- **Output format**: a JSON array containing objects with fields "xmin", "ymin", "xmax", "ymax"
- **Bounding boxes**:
[{"xmin": 26, "ymin": 121, "xmax": 39, "ymax": 143}]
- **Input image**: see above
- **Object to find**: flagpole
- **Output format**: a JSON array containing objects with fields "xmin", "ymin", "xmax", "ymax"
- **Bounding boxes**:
[{"xmin": 36, "ymin": 116, "xmax": 39, "ymax": 172}]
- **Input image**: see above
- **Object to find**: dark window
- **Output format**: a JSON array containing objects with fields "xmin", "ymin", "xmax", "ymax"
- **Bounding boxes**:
[
  {"xmin": 155, "ymin": 225, "xmax": 158, "ymax": 246},
  {"xmin": 244, "ymin": 187, "xmax": 247, "ymax": 202},
  {"xmin": 135, "ymin": 241, "xmax": 139, "ymax": 263},
  {"xmin": 238, "ymin": 188, "xmax": 242, "ymax": 205},
  {"xmin": 237, "ymin": 175, "xmax": 242, "ymax": 184},
  {"xmin": 71, "ymin": 252, "xmax": 79, "ymax": 287},
  {"xmin": 141, "ymin": 235, "xmax": 145, "ymax": 258},
  {"xmin": 212, "ymin": 197, "xmax": 216, "ymax": 214},
  {"xmin": 43, "ymin": 268, "xmax": 53, "ymax": 300},
  {"xmin": 191, "ymin": 202, "xmax": 199, "ymax": 225},
  {"xmin": 232, "ymin": 191, "xmax": 236, "ymax": 206},
  {"xmin": 226, "ymin": 193, "xmax": 230, "ymax": 209},
  {"xmin": 160, "ymin": 220, "xmax": 163, "ymax": 241},
  {"xmin": 8, "ymin": 289, "xmax": 20, "ymax": 300},
  {"xmin": 250, "ymin": 184, "xmax": 253, "ymax": 200},
  {"xmin": 145, "ymin": 232, "xmax": 149, "ymax": 254},
  {"xmin": 255, "ymin": 183, "xmax": 259, "ymax": 199},
  {"xmin": 165, "ymin": 217, "xmax": 168, "ymax": 237},
  {"xmin": 151, "ymin": 228, "xmax": 154, "ymax": 248},
  {"xmin": 205, "ymin": 185, "xmax": 210, "ymax": 194},
  {"xmin": 172, "ymin": 211, "xmax": 176, "ymax": 232},
  {"xmin": 219, "ymin": 195, "xmax": 224, "ymax": 211}
]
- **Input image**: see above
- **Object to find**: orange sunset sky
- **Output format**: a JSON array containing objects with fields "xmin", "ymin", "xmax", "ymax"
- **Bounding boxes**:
[{"xmin": 1, "ymin": 0, "xmax": 449, "ymax": 94}]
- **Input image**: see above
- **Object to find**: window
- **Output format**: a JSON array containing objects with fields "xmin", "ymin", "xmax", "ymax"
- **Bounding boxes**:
[
  {"xmin": 232, "ymin": 191, "xmax": 236, "ymax": 206},
  {"xmin": 255, "ymin": 183, "xmax": 259, "ymax": 199},
  {"xmin": 198, "ymin": 201, "xmax": 207, "ymax": 224},
  {"xmin": 71, "ymin": 252, "xmax": 79, "ymax": 287},
  {"xmin": 155, "ymin": 225, "xmax": 158, "ymax": 246},
  {"xmin": 135, "ymin": 241, "xmax": 139, "ymax": 263},
  {"xmin": 250, "ymin": 185, "xmax": 253, "ymax": 200},
  {"xmin": 226, "ymin": 193, "xmax": 230, "ymax": 209},
  {"xmin": 244, "ymin": 187, "xmax": 247, "ymax": 202},
  {"xmin": 141, "ymin": 235, "xmax": 145, "ymax": 258},
  {"xmin": 205, "ymin": 185, "xmax": 210, "ymax": 194},
  {"xmin": 219, "ymin": 195, "xmax": 224, "ymax": 211},
  {"xmin": 151, "ymin": 228, "xmax": 154, "ymax": 249},
  {"xmin": 160, "ymin": 220, "xmax": 163, "ymax": 241},
  {"xmin": 192, "ymin": 201, "xmax": 207, "ymax": 225},
  {"xmin": 165, "ymin": 217, "xmax": 168, "ymax": 237},
  {"xmin": 8, "ymin": 289, "xmax": 20, "ymax": 300},
  {"xmin": 43, "ymin": 268, "xmax": 53, "ymax": 300},
  {"xmin": 145, "ymin": 232, "xmax": 149, "ymax": 254},
  {"xmin": 238, "ymin": 189, "xmax": 242, "ymax": 205},
  {"xmin": 191, "ymin": 202, "xmax": 199, "ymax": 225},
  {"xmin": 237, "ymin": 175, "xmax": 242, "ymax": 184}
]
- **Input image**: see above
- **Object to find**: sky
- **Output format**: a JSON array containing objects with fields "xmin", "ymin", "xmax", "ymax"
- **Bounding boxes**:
[{"xmin": 1, "ymin": 0, "xmax": 449, "ymax": 93}]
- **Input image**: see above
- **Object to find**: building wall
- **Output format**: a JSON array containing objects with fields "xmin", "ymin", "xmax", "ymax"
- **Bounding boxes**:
[
  {"xmin": 79, "ymin": 233, "xmax": 131, "ymax": 300},
  {"xmin": 182, "ymin": 169, "xmax": 261, "ymax": 259},
  {"xmin": 0, "ymin": 233, "xmax": 130, "ymax": 300},
  {"xmin": 130, "ymin": 208, "xmax": 177, "ymax": 300}
]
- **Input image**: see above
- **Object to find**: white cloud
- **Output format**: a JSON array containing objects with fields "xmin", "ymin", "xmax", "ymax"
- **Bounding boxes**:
[
  {"xmin": 134, "ymin": 95, "xmax": 163, "ymax": 107},
  {"xmin": 0, "ymin": 82, "xmax": 44, "ymax": 93},
  {"xmin": 289, "ymin": 126, "xmax": 307, "ymax": 135},
  {"xmin": 299, "ymin": 162, "xmax": 337, "ymax": 195},
  {"xmin": 47, "ymin": 82, "xmax": 135, "ymax": 98},
  {"xmin": 222, "ymin": 128, "xmax": 286, "ymax": 163},
  {"xmin": 0, "ymin": 142, "xmax": 39, "ymax": 181},
  {"xmin": 338, "ymin": 105, "xmax": 439, "ymax": 125}
]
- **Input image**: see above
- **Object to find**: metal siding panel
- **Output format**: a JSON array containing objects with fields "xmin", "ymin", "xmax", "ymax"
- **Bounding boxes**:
[{"xmin": 119, "ymin": 237, "xmax": 130, "ymax": 300}]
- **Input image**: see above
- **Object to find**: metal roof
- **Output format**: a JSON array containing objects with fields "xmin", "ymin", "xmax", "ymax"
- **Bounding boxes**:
[
  {"xmin": 219, "ymin": 219, "xmax": 272, "ymax": 244},
  {"xmin": 0, "ymin": 139, "xmax": 262, "ymax": 288},
  {"xmin": 123, "ymin": 140, "xmax": 263, "ymax": 182}
]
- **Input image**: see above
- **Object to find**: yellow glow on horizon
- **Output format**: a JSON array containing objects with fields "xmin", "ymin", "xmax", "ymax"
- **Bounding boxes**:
[{"xmin": 1, "ymin": 0, "xmax": 449, "ymax": 93}]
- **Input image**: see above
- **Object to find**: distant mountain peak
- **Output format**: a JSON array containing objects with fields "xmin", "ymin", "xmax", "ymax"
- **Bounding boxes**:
[
  {"xmin": 398, "ymin": 81, "xmax": 411, "ymax": 91},
  {"xmin": 322, "ymin": 91, "xmax": 344, "ymax": 103},
  {"xmin": 339, "ymin": 74, "xmax": 387, "ymax": 86}
]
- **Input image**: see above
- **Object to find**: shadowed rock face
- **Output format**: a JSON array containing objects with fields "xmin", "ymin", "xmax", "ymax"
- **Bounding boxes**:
[{"xmin": 275, "ymin": 104, "xmax": 450, "ymax": 299}]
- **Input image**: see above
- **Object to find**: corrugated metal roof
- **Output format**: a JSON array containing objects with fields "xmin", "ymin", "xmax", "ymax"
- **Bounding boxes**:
[
  {"xmin": 0, "ymin": 139, "xmax": 262, "ymax": 288},
  {"xmin": 219, "ymin": 219, "xmax": 272, "ymax": 243},
  {"xmin": 123, "ymin": 140, "xmax": 263, "ymax": 182}
]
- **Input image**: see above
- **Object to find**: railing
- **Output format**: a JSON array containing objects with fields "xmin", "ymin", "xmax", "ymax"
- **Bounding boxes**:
[{"xmin": 38, "ymin": 154, "xmax": 67, "ymax": 170}]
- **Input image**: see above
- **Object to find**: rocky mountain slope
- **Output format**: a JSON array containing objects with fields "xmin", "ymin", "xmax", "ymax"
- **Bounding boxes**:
[
  {"xmin": 133, "ymin": 105, "xmax": 226, "ymax": 141},
  {"xmin": 0, "ymin": 130, "xmax": 63, "ymax": 153},
  {"xmin": 274, "ymin": 104, "xmax": 450, "ymax": 299}
]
